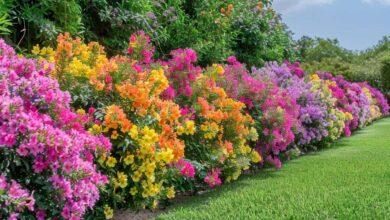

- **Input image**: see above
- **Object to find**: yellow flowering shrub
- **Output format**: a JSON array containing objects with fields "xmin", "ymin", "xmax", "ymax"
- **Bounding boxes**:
[
  {"xmin": 35, "ymin": 34, "xmax": 188, "ymax": 216},
  {"xmin": 175, "ymin": 66, "xmax": 261, "ymax": 184}
]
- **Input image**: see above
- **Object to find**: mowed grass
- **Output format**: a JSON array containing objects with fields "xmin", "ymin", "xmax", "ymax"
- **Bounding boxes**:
[{"xmin": 156, "ymin": 118, "xmax": 390, "ymax": 220}]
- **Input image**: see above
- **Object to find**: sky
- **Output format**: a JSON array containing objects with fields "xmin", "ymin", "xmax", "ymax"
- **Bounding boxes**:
[{"xmin": 272, "ymin": 0, "xmax": 390, "ymax": 51}]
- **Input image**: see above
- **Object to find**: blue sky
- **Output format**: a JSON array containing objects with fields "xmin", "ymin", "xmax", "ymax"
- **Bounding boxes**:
[{"xmin": 272, "ymin": 0, "xmax": 390, "ymax": 51}]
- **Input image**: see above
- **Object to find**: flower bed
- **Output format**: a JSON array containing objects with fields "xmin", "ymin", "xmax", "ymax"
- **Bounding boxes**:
[{"xmin": 0, "ymin": 32, "xmax": 388, "ymax": 219}]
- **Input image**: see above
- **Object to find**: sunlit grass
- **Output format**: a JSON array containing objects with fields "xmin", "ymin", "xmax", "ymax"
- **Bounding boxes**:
[{"xmin": 157, "ymin": 118, "xmax": 390, "ymax": 219}]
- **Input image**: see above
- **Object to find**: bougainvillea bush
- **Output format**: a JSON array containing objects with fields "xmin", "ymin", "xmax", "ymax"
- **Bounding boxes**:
[
  {"xmin": 35, "ymin": 32, "xmax": 190, "ymax": 218},
  {"xmin": 1, "ymin": 30, "xmax": 389, "ymax": 219},
  {"xmin": 215, "ymin": 57, "xmax": 299, "ymax": 168},
  {"xmin": 252, "ymin": 63, "xmax": 349, "ymax": 150},
  {"xmin": 162, "ymin": 48, "xmax": 261, "ymax": 186},
  {"xmin": 317, "ymin": 73, "xmax": 378, "ymax": 133},
  {"xmin": 0, "ymin": 39, "xmax": 111, "ymax": 219}
]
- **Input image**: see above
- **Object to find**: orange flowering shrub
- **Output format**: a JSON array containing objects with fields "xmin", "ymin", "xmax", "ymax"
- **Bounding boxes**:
[
  {"xmin": 34, "ymin": 34, "xmax": 188, "ymax": 217},
  {"xmin": 162, "ymin": 48, "xmax": 261, "ymax": 186}
]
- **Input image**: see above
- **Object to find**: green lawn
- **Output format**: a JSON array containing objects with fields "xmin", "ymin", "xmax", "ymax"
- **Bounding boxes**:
[{"xmin": 156, "ymin": 118, "xmax": 390, "ymax": 220}]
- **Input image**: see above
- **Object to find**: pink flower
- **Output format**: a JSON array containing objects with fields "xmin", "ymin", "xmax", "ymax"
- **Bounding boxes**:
[
  {"xmin": 266, "ymin": 155, "xmax": 282, "ymax": 169},
  {"xmin": 61, "ymin": 206, "xmax": 71, "ymax": 219},
  {"xmin": 204, "ymin": 168, "xmax": 222, "ymax": 187},
  {"xmin": 36, "ymin": 210, "xmax": 46, "ymax": 220},
  {"xmin": 227, "ymin": 56, "xmax": 237, "ymax": 64},
  {"xmin": 176, "ymin": 160, "xmax": 196, "ymax": 178},
  {"xmin": 7, "ymin": 213, "xmax": 19, "ymax": 220},
  {"xmin": 88, "ymin": 107, "xmax": 95, "ymax": 115}
]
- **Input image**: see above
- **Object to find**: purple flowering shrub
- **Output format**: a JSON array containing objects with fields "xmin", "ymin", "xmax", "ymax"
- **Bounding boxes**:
[
  {"xmin": 252, "ymin": 63, "xmax": 347, "ymax": 149},
  {"xmin": 0, "ymin": 39, "xmax": 111, "ymax": 219},
  {"xmin": 318, "ymin": 73, "xmax": 372, "ymax": 131}
]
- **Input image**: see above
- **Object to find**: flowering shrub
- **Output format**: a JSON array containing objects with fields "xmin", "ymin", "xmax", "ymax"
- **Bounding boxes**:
[
  {"xmin": 253, "ymin": 63, "xmax": 348, "ymax": 149},
  {"xmin": 317, "ymin": 73, "xmax": 372, "ymax": 132},
  {"xmin": 0, "ymin": 39, "xmax": 111, "ymax": 219},
  {"xmin": 12, "ymin": 30, "xmax": 389, "ymax": 218},
  {"xmin": 359, "ymin": 82, "xmax": 389, "ymax": 118},
  {"xmin": 163, "ymin": 50, "xmax": 261, "ymax": 185},
  {"xmin": 35, "ymin": 33, "xmax": 190, "ymax": 217},
  {"xmin": 216, "ymin": 57, "xmax": 299, "ymax": 168}
]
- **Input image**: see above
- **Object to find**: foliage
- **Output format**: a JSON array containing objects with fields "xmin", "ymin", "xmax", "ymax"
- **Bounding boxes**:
[{"xmin": 1, "ymin": 0, "xmax": 296, "ymax": 67}]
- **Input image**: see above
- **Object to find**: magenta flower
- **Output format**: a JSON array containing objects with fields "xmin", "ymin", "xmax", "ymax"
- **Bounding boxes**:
[
  {"xmin": 176, "ymin": 160, "xmax": 196, "ymax": 178},
  {"xmin": 204, "ymin": 168, "xmax": 222, "ymax": 187}
]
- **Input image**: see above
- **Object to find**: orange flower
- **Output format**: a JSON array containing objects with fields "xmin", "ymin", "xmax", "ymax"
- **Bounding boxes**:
[{"xmin": 257, "ymin": 2, "xmax": 263, "ymax": 10}]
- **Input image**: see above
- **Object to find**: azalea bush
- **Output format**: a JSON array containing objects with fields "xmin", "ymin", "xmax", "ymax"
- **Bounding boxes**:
[
  {"xmin": 0, "ymin": 39, "xmax": 111, "ymax": 219},
  {"xmin": 216, "ymin": 57, "xmax": 299, "ymax": 168}
]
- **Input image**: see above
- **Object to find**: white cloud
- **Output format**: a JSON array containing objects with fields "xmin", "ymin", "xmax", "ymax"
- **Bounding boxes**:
[
  {"xmin": 273, "ymin": 0, "xmax": 335, "ymax": 13},
  {"xmin": 362, "ymin": 0, "xmax": 390, "ymax": 5}
]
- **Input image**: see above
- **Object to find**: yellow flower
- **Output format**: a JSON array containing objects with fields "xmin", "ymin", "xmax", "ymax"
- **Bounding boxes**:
[
  {"xmin": 76, "ymin": 108, "xmax": 86, "ymax": 115},
  {"xmin": 176, "ymin": 126, "xmax": 184, "ymax": 135},
  {"xmin": 184, "ymin": 120, "xmax": 196, "ymax": 135},
  {"xmin": 248, "ymin": 127, "xmax": 258, "ymax": 142},
  {"xmin": 123, "ymin": 154, "xmax": 134, "ymax": 165},
  {"xmin": 251, "ymin": 150, "xmax": 262, "ymax": 163},
  {"xmin": 216, "ymin": 65, "xmax": 225, "ymax": 75},
  {"xmin": 32, "ymin": 45, "xmax": 40, "ymax": 55},
  {"xmin": 157, "ymin": 149, "xmax": 174, "ymax": 164},
  {"xmin": 129, "ymin": 125, "xmax": 138, "ymax": 139},
  {"xmin": 130, "ymin": 187, "xmax": 138, "ymax": 196},
  {"xmin": 310, "ymin": 74, "xmax": 320, "ymax": 81},
  {"xmin": 151, "ymin": 200, "xmax": 158, "ymax": 209},
  {"xmin": 111, "ymin": 130, "xmax": 119, "ymax": 140},
  {"xmin": 90, "ymin": 124, "xmax": 102, "ymax": 134},
  {"xmin": 106, "ymin": 156, "xmax": 117, "ymax": 168},
  {"xmin": 166, "ymin": 186, "xmax": 175, "ymax": 199},
  {"xmin": 117, "ymin": 172, "xmax": 128, "ymax": 188},
  {"xmin": 132, "ymin": 170, "xmax": 142, "ymax": 182},
  {"xmin": 104, "ymin": 205, "xmax": 114, "ymax": 219}
]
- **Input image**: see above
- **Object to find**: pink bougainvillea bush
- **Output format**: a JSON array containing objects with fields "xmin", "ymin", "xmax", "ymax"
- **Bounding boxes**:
[
  {"xmin": 0, "ymin": 39, "xmax": 111, "ymax": 219},
  {"xmin": 216, "ymin": 57, "xmax": 299, "ymax": 168}
]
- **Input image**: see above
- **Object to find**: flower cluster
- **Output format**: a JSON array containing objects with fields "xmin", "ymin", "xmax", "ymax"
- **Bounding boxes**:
[
  {"xmin": 317, "ymin": 73, "xmax": 381, "ymax": 133},
  {"xmin": 216, "ymin": 57, "xmax": 299, "ymax": 168},
  {"xmin": 0, "ymin": 39, "xmax": 111, "ymax": 219},
  {"xmin": 163, "ymin": 51, "xmax": 261, "ymax": 184},
  {"xmin": 36, "ymin": 34, "xmax": 190, "ymax": 217},
  {"xmin": 161, "ymin": 48, "xmax": 202, "ymax": 98},
  {"xmin": 0, "ymin": 176, "xmax": 35, "ymax": 220},
  {"xmin": 253, "ymin": 63, "xmax": 348, "ymax": 149}
]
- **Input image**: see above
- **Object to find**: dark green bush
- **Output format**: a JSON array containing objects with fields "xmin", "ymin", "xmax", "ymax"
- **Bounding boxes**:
[{"xmin": 1, "ymin": 0, "xmax": 295, "ymax": 67}]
